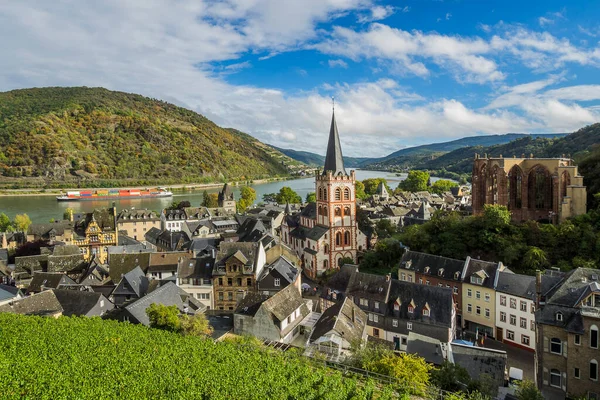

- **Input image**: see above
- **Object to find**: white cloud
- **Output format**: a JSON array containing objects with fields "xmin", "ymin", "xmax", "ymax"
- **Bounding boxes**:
[
  {"xmin": 538, "ymin": 17, "xmax": 554, "ymax": 27},
  {"xmin": 478, "ymin": 23, "xmax": 491, "ymax": 33},
  {"xmin": 224, "ymin": 61, "xmax": 252, "ymax": 71},
  {"xmin": 446, "ymin": 13, "xmax": 452, "ymax": 20},
  {"xmin": 358, "ymin": 5, "xmax": 395, "ymax": 23},
  {"xmin": 401, "ymin": 6, "xmax": 410, "ymax": 13},
  {"xmin": 328, "ymin": 59, "xmax": 349, "ymax": 68}
]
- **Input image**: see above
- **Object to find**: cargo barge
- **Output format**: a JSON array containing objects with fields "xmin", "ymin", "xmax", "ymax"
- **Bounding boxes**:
[{"xmin": 56, "ymin": 187, "xmax": 173, "ymax": 201}]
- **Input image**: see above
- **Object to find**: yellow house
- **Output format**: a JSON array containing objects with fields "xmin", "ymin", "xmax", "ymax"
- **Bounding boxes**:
[
  {"xmin": 71, "ymin": 209, "xmax": 118, "ymax": 264},
  {"xmin": 461, "ymin": 257, "xmax": 505, "ymax": 338}
]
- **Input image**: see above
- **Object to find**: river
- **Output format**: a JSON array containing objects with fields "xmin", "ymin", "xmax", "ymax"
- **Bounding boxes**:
[{"xmin": 0, "ymin": 170, "xmax": 447, "ymax": 223}]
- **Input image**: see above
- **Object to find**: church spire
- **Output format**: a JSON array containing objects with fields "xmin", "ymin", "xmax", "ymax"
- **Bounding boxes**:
[{"xmin": 322, "ymin": 100, "xmax": 346, "ymax": 176}]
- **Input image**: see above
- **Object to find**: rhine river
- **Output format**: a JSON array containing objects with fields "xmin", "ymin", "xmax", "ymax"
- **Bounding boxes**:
[{"xmin": 0, "ymin": 170, "xmax": 447, "ymax": 223}]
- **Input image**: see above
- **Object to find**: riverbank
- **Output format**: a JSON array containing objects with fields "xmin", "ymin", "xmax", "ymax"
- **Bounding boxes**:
[{"xmin": 0, "ymin": 176, "xmax": 298, "ymax": 197}]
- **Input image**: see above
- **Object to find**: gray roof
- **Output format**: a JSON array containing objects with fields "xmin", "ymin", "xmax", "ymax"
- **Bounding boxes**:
[
  {"xmin": 0, "ymin": 284, "xmax": 21, "ymax": 302},
  {"xmin": 406, "ymin": 332, "xmax": 445, "ymax": 365},
  {"xmin": 388, "ymin": 279, "xmax": 454, "ymax": 328},
  {"xmin": 178, "ymin": 256, "xmax": 215, "ymax": 280},
  {"xmin": 310, "ymin": 298, "xmax": 366, "ymax": 343},
  {"xmin": 322, "ymin": 111, "xmax": 347, "ymax": 176},
  {"xmin": 124, "ymin": 282, "xmax": 184, "ymax": 325},
  {"xmin": 235, "ymin": 292, "xmax": 270, "ymax": 316},
  {"xmin": 545, "ymin": 267, "xmax": 600, "ymax": 307},
  {"xmin": 496, "ymin": 271, "xmax": 562, "ymax": 299},
  {"xmin": 214, "ymin": 242, "xmax": 258, "ymax": 274},
  {"xmin": 463, "ymin": 257, "xmax": 502, "ymax": 289},
  {"xmin": 450, "ymin": 343, "xmax": 507, "ymax": 394},
  {"xmin": 346, "ymin": 271, "xmax": 392, "ymax": 303},
  {"xmin": 0, "ymin": 290, "xmax": 63, "ymax": 316},
  {"xmin": 299, "ymin": 203, "xmax": 317, "ymax": 219},
  {"xmin": 259, "ymin": 256, "xmax": 299, "ymax": 285},
  {"xmin": 108, "ymin": 253, "xmax": 151, "ymax": 282},
  {"xmin": 53, "ymin": 289, "xmax": 113, "ymax": 317},
  {"xmin": 27, "ymin": 272, "xmax": 77, "ymax": 293},
  {"xmin": 399, "ymin": 251, "xmax": 465, "ymax": 281},
  {"xmin": 261, "ymin": 284, "xmax": 307, "ymax": 322},
  {"xmin": 114, "ymin": 266, "xmax": 149, "ymax": 298}
]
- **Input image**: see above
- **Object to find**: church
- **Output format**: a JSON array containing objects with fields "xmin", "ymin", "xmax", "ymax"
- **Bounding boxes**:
[{"xmin": 281, "ymin": 110, "xmax": 367, "ymax": 279}]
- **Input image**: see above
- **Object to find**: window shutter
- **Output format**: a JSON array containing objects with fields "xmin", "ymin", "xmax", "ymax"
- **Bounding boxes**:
[
  {"xmin": 542, "ymin": 367, "xmax": 548, "ymax": 386},
  {"xmin": 544, "ymin": 336, "xmax": 548, "ymax": 352},
  {"xmin": 563, "ymin": 341, "xmax": 567, "ymax": 357}
]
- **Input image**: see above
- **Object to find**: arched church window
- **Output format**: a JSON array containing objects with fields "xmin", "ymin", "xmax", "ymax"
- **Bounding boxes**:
[
  {"xmin": 344, "ymin": 187, "xmax": 350, "ymax": 200},
  {"xmin": 335, "ymin": 188, "xmax": 341, "ymax": 201},
  {"xmin": 561, "ymin": 171, "xmax": 570, "ymax": 198},
  {"xmin": 344, "ymin": 206, "xmax": 351, "ymax": 216},
  {"xmin": 323, "ymin": 188, "xmax": 327, "ymax": 200},
  {"xmin": 344, "ymin": 231, "xmax": 351, "ymax": 245},
  {"xmin": 318, "ymin": 187, "xmax": 323, "ymax": 200},
  {"xmin": 336, "ymin": 232, "xmax": 342, "ymax": 246},
  {"xmin": 334, "ymin": 207, "xmax": 341, "ymax": 216},
  {"xmin": 324, "ymin": 244, "xmax": 329, "ymax": 254}
]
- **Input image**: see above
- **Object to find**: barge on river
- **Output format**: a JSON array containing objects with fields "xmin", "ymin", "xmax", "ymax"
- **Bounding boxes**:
[{"xmin": 56, "ymin": 187, "xmax": 172, "ymax": 201}]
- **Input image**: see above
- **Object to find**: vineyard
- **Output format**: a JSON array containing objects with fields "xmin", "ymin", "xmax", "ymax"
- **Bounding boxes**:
[{"xmin": 0, "ymin": 314, "xmax": 394, "ymax": 399}]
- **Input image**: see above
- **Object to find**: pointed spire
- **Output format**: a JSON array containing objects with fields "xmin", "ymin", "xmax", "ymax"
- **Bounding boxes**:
[
  {"xmin": 322, "ymin": 107, "xmax": 346, "ymax": 176},
  {"xmin": 284, "ymin": 201, "xmax": 291, "ymax": 215}
]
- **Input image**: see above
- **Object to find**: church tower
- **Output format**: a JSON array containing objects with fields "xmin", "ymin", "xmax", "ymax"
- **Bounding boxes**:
[{"xmin": 315, "ymin": 108, "xmax": 358, "ymax": 269}]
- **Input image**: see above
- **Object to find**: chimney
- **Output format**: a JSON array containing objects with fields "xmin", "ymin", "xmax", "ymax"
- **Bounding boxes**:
[
  {"xmin": 385, "ymin": 273, "xmax": 391, "ymax": 282},
  {"xmin": 535, "ymin": 270, "xmax": 542, "ymax": 307}
]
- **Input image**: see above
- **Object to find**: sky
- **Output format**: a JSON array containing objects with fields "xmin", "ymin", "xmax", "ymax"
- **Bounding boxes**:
[{"xmin": 1, "ymin": 1, "xmax": 600, "ymax": 157}]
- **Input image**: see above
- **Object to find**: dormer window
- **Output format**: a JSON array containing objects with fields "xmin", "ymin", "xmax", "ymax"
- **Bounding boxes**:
[
  {"xmin": 555, "ymin": 312, "xmax": 563, "ymax": 322},
  {"xmin": 423, "ymin": 304, "xmax": 430, "ymax": 317},
  {"xmin": 408, "ymin": 305, "xmax": 414, "ymax": 313},
  {"xmin": 454, "ymin": 271, "xmax": 460, "ymax": 280},
  {"xmin": 424, "ymin": 266, "xmax": 430, "ymax": 274},
  {"xmin": 470, "ymin": 276, "xmax": 483, "ymax": 285},
  {"xmin": 438, "ymin": 268, "xmax": 444, "ymax": 277}
]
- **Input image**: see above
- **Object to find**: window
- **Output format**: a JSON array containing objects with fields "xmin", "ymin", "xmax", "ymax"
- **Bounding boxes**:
[
  {"xmin": 531, "ymin": 304, "xmax": 535, "ymax": 314},
  {"xmin": 510, "ymin": 315, "xmax": 516, "ymax": 325},
  {"xmin": 394, "ymin": 303, "xmax": 400, "ymax": 311},
  {"xmin": 374, "ymin": 301, "xmax": 380, "ymax": 310},
  {"xmin": 218, "ymin": 292, "xmax": 224, "ymax": 301},
  {"xmin": 344, "ymin": 187, "xmax": 350, "ymax": 200},
  {"xmin": 556, "ymin": 312, "xmax": 563, "ymax": 321},
  {"xmin": 485, "ymin": 308, "xmax": 490, "ymax": 319},
  {"xmin": 344, "ymin": 231, "xmax": 351, "ymax": 246},
  {"xmin": 274, "ymin": 278, "xmax": 280, "ymax": 287},
  {"xmin": 228, "ymin": 292, "xmax": 233, "ymax": 300},
  {"xmin": 485, "ymin": 293, "xmax": 490, "ymax": 302},
  {"xmin": 344, "ymin": 207, "xmax": 351, "ymax": 216},
  {"xmin": 438, "ymin": 283, "xmax": 443, "ymax": 287},
  {"xmin": 467, "ymin": 304, "xmax": 472, "ymax": 313},
  {"xmin": 476, "ymin": 306, "xmax": 481, "ymax": 315},
  {"xmin": 426, "ymin": 280, "xmax": 430, "ymax": 286},
  {"xmin": 476, "ymin": 291, "xmax": 481, "ymax": 300},
  {"xmin": 575, "ymin": 335, "xmax": 581, "ymax": 345},
  {"xmin": 372, "ymin": 328, "xmax": 380, "ymax": 337},
  {"xmin": 335, "ymin": 232, "xmax": 342, "ymax": 246},
  {"xmin": 360, "ymin": 298, "xmax": 368, "ymax": 306},
  {"xmin": 392, "ymin": 319, "xmax": 398, "ymax": 327},
  {"xmin": 591, "ymin": 325, "xmax": 599, "ymax": 349},
  {"xmin": 401, "ymin": 273, "xmax": 406, "ymax": 281},
  {"xmin": 500, "ymin": 311, "xmax": 506, "ymax": 322},
  {"xmin": 247, "ymin": 278, "xmax": 252, "ymax": 286},
  {"xmin": 507, "ymin": 330, "xmax": 515, "ymax": 340},
  {"xmin": 520, "ymin": 317, "xmax": 527, "ymax": 329},
  {"xmin": 408, "ymin": 305, "xmax": 414, "ymax": 313},
  {"xmin": 467, "ymin": 289, "xmax": 472, "ymax": 298},
  {"xmin": 574, "ymin": 367, "xmax": 580, "ymax": 379},
  {"xmin": 510, "ymin": 298, "xmax": 517, "ymax": 309},
  {"xmin": 453, "ymin": 286, "xmax": 458, "ymax": 294},
  {"xmin": 591, "ymin": 360, "xmax": 598, "ymax": 381},
  {"xmin": 550, "ymin": 338, "xmax": 562, "ymax": 354},
  {"xmin": 531, "ymin": 321, "xmax": 535, "ymax": 331},
  {"xmin": 373, "ymin": 314, "xmax": 379, "ymax": 323},
  {"xmin": 236, "ymin": 278, "xmax": 242, "ymax": 286},
  {"xmin": 419, "ymin": 278, "xmax": 423, "ymax": 284},
  {"xmin": 227, "ymin": 278, "xmax": 232, "ymax": 286},
  {"xmin": 407, "ymin": 322, "xmax": 412, "ymax": 330},
  {"xmin": 368, "ymin": 313, "xmax": 373, "ymax": 322},
  {"xmin": 470, "ymin": 276, "xmax": 483, "ymax": 285},
  {"xmin": 522, "ymin": 335, "xmax": 530, "ymax": 346},
  {"xmin": 520, "ymin": 301, "xmax": 527, "ymax": 312},
  {"xmin": 423, "ymin": 309, "xmax": 430, "ymax": 317},
  {"xmin": 550, "ymin": 369, "xmax": 561, "ymax": 388}
]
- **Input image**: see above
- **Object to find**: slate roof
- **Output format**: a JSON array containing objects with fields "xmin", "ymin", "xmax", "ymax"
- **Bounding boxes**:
[
  {"xmin": 0, "ymin": 249, "xmax": 7, "ymax": 263},
  {"xmin": 290, "ymin": 225, "xmax": 328, "ymax": 241},
  {"xmin": 73, "ymin": 208, "xmax": 117, "ymax": 235},
  {"xmin": 0, "ymin": 290, "xmax": 63, "ymax": 316},
  {"xmin": 261, "ymin": 285, "xmax": 307, "ymax": 322},
  {"xmin": 53, "ymin": 289, "xmax": 113, "ymax": 316},
  {"xmin": 178, "ymin": 256, "xmax": 215, "ymax": 280},
  {"xmin": 237, "ymin": 217, "xmax": 268, "ymax": 242},
  {"xmin": 346, "ymin": 271, "xmax": 392, "ymax": 303},
  {"xmin": 388, "ymin": 279, "xmax": 454, "ymax": 328},
  {"xmin": 406, "ymin": 332, "xmax": 445, "ymax": 365},
  {"xmin": 310, "ymin": 298, "xmax": 366, "ymax": 343},
  {"xmin": 322, "ymin": 111, "xmax": 347, "ymax": 176},
  {"xmin": 463, "ymin": 257, "xmax": 502, "ymax": 289},
  {"xmin": 322, "ymin": 264, "xmax": 358, "ymax": 295},
  {"xmin": 214, "ymin": 242, "xmax": 258, "ymax": 275},
  {"xmin": 148, "ymin": 252, "xmax": 192, "ymax": 273},
  {"xmin": 259, "ymin": 256, "xmax": 299, "ymax": 285},
  {"xmin": 399, "ymin": 251, "xmax": 465, "ymax": 281},
  {"xmin": 108, "ymin": 253, "xmax": 151, "ymax": 282},
  {"xmin": 235, "ymin": 292, "xmax": 270, "ymax": 316},
  {"xmin": 0, "ymin": 284, "xmax": 21, "ymax": 302},
  {"xmin": 112, "ymin": 266, "xmax": 149, "ymax": 298},
  {"xmin": 27, "ymin": 221, "xmax": 73, "ymax": 238},
  {"xmin": 299, "ymin": 203, "xmax": 317, "ymax": 219},
  {"xmin": 496, "ymin": 270, "xmax": 561, "ymax": 300},
  {"xmin": 545, "ymin": 268, "xmax": 600, "ymax": 307},
  {"xmin": 51, "ymin": 245, "xmax": 81, "ymax": 256},
  {"xmin": 156, "ymin": 230, "xmax": 189, "ymax": 251},
  {"xmin": 28, "ymin": 272, "xmax": 77, "ymax": 293},
  {"xmin": 144, "ymin": 227, "xmax": 162, "ymax": 244},
  {"xmin": 450, "ymin": 343, "xmax": 507, "ymax": 395},
  {"xmin": 117, "ymin": 208, "xmax": 159, "ymax": 221},
  {"xmin": 124, "ymin": 282, "xmax": 184, "ymax": 325}
]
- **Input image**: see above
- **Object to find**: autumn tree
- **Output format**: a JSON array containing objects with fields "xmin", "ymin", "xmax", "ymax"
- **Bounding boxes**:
[
  {"xmin": 0, "ymin": 213, "xmax": 12, "ymax": 232},
  {"xmin": 201, "ymin": 191, "xmax": 218, "ymax": 207},
  {"xmin": 13, "ymin": 214, "xmax": 32, "ymax": 232},
  {"xmin": 146, "ymin": 303, "xmax": 180, "ymax": 332},
  {"xmin": 180, "ymin": 313, "xmax": 213, "ymax": 336},
  {"xmin": 237, "ymin": 186, "xmax": 256, "ymax": 212}
]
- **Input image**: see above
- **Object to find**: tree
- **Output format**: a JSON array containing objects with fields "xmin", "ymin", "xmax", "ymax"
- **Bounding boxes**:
[
  {"xmin": 180, "ymin": 313, "xmax": 213, "ymax": 336},
  {"xmin": 13, "ymin": 214, "xmax": 32, "ymax": 232},
  {"xmin": 237, "ymin": 186, "xmax": 256, "ymax": 212},
  {"xmin": 362, "ymin": 178, "xmax": 390, "ymax": 196},
  {"xmin": 355, "ymin": 181, "xmax": 367, "ymax": 199},
  {"xmin": 430, "ymin": 361, "xmax": 471, "ymax": 392},
  {"xmin": 202, "ymin": 191, "xmax": 219, "ymax": 207},
  {"xmin": 515, "ymin": 380, "xmax": 543, "ymax": 400},
  {"xmin": 146, "ymin": 303, "xmax": 180, "ymax": 332},
  {"xmin": 0, "ymin": 213, "xmax": 12, "ymax": 232},
  {"xmin": 275, "ymin": 186, "xmax": 301, "ymax": 204},
  {"xmin": 363, "ymin": 353, "xmax": 431, "ymax": 395},
  {"xmin": 177, "ymin": 200, "xmax": 191, "ymax": 209},
  {"xmin": 305, "ymin": 192, "xmax": 316, "ymax": 203},
  {"xmin": 430, "ymin": 179, "xmax": 458, "ymax": 195},
  {"xmin": 262, "ymin": 193, "xmax": 277, "ymax": 203},
  {"xmin": 375, "ymin": 219, "xmax": 396, "ymax": 238},
  {"xmin": 522, "ymin": 246, "xmax": 548, "ymax": 272},
  {"xmin": 338, "ymin": 256, "xmax": 354, "ymax": 267},
  {"xmin": 62, "ymin": 208, "xmax": 74, "ymax": 221},
  {"xmin": 398, "ymin": 170, "xmax": 430, "ymax": 192},
  {"xmin": 481, "ymin": 204, "xmax": 511, "ymax": 233}
]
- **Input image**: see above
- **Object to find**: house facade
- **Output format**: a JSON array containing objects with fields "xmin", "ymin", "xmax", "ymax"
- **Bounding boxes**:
[{"xmin": 116, "ymin": 208, "xmax": 161, "ymax": 241}]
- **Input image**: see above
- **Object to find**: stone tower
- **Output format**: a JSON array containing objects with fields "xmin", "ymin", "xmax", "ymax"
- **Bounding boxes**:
[
  {"xmin": 315, "ymin": 110, "xmax": 358, "ymax": 268},
  {"xmin": 218, "ymin": 183, "xmax": 236, "ymax": 213}
]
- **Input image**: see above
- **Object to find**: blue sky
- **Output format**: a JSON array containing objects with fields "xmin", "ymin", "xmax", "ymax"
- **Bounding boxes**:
[{"xmin": 1, "ymin": 1, "xmax": 600, "ymax": 157}]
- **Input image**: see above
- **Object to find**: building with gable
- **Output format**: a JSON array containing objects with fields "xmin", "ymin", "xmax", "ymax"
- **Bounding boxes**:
[{"xmin": 280, "ymin": 110, "xmax": 366, "ymax": 278}]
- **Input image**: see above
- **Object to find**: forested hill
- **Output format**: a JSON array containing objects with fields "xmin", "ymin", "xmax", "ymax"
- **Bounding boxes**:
[{"xmin": 0, "ymin": 87, "xmax": 288, "ymax": 187}]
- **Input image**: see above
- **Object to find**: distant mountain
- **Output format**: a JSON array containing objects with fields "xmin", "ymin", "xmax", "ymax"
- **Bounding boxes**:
[
  {"xmin": 0, "ymin": 87, "xmax": 288, "ymax": 188},
  {"xmin": 270, "ymin": 146, "xmax": 373, "ymax": 168}
]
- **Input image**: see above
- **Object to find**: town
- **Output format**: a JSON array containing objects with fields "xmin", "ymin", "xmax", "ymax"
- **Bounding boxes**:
[{"xmin": 0, "ymin": 109, "xmax": 597, "ymax": 400}]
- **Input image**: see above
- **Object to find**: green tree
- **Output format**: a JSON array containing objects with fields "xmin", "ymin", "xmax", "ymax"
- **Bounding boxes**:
[
  {"xmin": 430, "ymin": 361, "xmax": 471, "ymax": 392},
  {"xmin": 515, "ymin": 380, "xmax": 543, "ymax": 400},
  {"xmin": 275, "ymin": 186, "xmax": 302, "ymax": 204},
  {"xmin": 338, "ymin": 256, "xmax": 355, "ymax": 267},
  {"xmin": 262, "ymin": 193, "xmax": 277, "ymax": 203},
  {"xmin": 362, "ymin": 178, "xmax": 390, "ymax": 195},
  {"xmin": 363, "ymin": 353, "xmax": 431, "ymax": 395},
  {"xmin": 146, "ymin": 303, "xmax": 181, "ymax": 332},
  {"xmin": 13, "ymin": 214, "xmax": 32, "ymax": 232},
  {"xmin": 522, "ymin": 246, "xmax": 548, "ymax": 272},
  {"xmin": 201, "ymin": 191, "xmax": 218, "ymax": 207},
  {"xmin": 305, "ymin": 192, "xmax": 316, "ymax": 203},
  {"xmin": 62, "ymin": 208, "xmax": 74, "ymax": 221},
  {"xmin": 430, "ymin": 179, "xmax": 458, "ymax": 195},
  {"xmin": 481, "ymin": 204, "xmax": 511, "ymax": 233},
  {"xmin": 180, "ymin": 313, "xmax": 213, "ymax": 336},
  {"xmin": 355, "ymin": 181, "xmax": 367, "ymax": 199},
  {"xmin": 0, "ymin": 213, "xmax": 12, "ymax": 232},
  {"xmin": 237, "ymin": 186, "xmax": 257, "ymax": 212},
  {"xmin": 398, "ymin": 170, "xmax": 430, "ymax": 192},
  {"xmin": 375, "ymin": 219, "xmax": 396, "ymax": 238}
]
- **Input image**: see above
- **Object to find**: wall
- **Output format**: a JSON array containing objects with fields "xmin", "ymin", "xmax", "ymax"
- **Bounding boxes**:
[
  {"xmin": 118, "ymin": 219, "xmax": 161, "ymax": 240},
  {"xmin": 462, "ymin": 282, "xmax": 496, "ymax": 336},
  {"xmin": 495, "ymin": 291, "xmax": 536, "ymax": 351}
]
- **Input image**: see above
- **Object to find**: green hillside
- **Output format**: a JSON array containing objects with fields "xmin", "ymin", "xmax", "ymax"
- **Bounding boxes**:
[
  {"xmin": 0, "ymin": 87, "xmax": 288, "ymax": 188},
  {"xmin": 0, "ymin": 314, "xmax": 391, "ymax": 399},
  {"xmin": 271, "ymin": 146, "xmax": 371, "ymax": 168}
]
